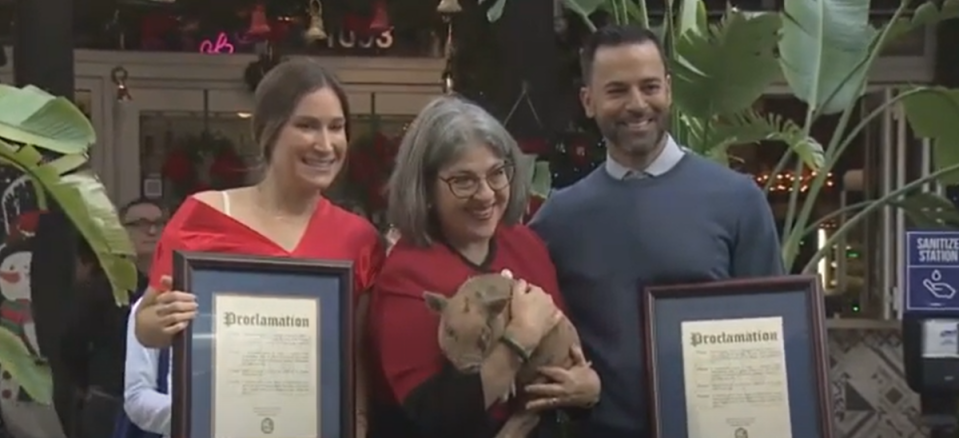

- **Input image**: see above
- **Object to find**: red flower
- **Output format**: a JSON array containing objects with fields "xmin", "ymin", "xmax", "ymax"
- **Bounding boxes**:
[{"xmin": 162, "ymin": 149, "xmax": 194, "ymax": 183}]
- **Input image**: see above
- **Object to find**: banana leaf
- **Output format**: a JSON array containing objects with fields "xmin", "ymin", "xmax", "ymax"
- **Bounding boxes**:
[
  {"xmin": 671, "ymin": 10, "xmax": 781, "ymax": 119},
  {"xmin": 0, "ymin": 327, "xmax": 51, "ymax": 404},
  {"xmin": 0, "ymin": 85, "xmax": 137, "ymax": 404},
  {"xmin": 893, "ymin": 192, "xmax": 959, "ymax": 229},
  {"xmin": 900, "ymin": 87, "xmax": 959, "ymax": 185},
  {"xmin": 708, "ymin": 110, "xmax": 825, "ymax": 170},
  {"xmin": 0, "ymin": 85, "xmax": 94, "ymax": 155},
  {"xmin": 778, "ymin": 0, "xmax": 877, "ymax": 116}
]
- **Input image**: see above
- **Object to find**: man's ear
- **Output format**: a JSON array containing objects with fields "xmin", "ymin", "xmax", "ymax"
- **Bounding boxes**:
[
  {"xmin": 423, "ymin": 291, "xmax": 448, "ymax": 314},
  {"xmin": 580, "ymin": 86, "xmax": 594, "ymax": 119},
  {"xmin": 483, "ymin": 296, "xmax": 509, "ymax": 316}
]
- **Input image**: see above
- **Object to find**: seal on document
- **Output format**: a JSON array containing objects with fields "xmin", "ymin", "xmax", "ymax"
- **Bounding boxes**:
[
  {"xmin": 734, "ymin": 427, "xmax": 748, "ymax": 438},
  {"xmin": 260, "ymin": 417, "xmax": 275, "ymax": 434}
]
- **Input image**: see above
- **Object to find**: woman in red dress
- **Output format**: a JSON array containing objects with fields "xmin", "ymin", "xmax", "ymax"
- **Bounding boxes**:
[
  {"xmin": 132, "ymin": 59, "xmax": 383, "ymax": 437},
  {"xmin": 369, "ymin": 96, "xmax": 601, "ymax": 438}
]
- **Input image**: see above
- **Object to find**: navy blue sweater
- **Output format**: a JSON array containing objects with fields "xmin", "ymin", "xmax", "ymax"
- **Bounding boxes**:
[{"xmin": 529, "ymin": 152, "xmax": 784, "ymax": 433}]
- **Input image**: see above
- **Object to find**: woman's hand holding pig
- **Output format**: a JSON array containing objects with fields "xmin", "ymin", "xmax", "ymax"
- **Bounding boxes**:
[
  {"xmin": 505, "ymin": 279, "xmax": 562, "ymax": 352},
  {"xmin": 525, "ymin": 346, "xmax": 601, "ymax": 410}
]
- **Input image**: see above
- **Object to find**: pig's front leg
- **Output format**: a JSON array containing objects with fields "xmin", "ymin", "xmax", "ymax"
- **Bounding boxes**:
[{"xmin": 494, "ymin": 412, "xmax": 540, "ymax": 438}]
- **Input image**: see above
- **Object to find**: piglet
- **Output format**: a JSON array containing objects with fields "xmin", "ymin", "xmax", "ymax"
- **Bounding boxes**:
[{"xmin": 423, "ymin": 271, "xmax": 582, "ymax": 438}]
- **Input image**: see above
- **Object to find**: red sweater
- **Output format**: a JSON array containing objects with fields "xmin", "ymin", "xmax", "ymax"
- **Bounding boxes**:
[{"xmin": 369, "ymin": 225, "xmax": 564, "ymax": 438}]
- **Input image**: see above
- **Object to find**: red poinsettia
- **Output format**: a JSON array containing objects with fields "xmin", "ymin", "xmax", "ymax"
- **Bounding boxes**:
[{"xmin": 162, "ymin": 148, "xmax": 194, "ymax": 183}]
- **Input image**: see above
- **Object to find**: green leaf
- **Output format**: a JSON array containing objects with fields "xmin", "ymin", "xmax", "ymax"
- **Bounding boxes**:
[
  {"xmin": 0, "ymin": 85, "xmax": 95, "ymax": 154},
  {"xmin": 44, "ymin": 169, "xmax": 137, "ymax": 304},
  {"xmin": 672, "ymin": 10, "xmax": 781, "ymax": 119},
  {"xmin": 485, "ymin": 0, "xmax": 507, "ymax": 21},
  {"xmin": 778, "ymin": 0, "xmax": 877, "ymax": 115},
  {"xmin": 892, "ymin": 192, "xmax": 959, "ymax": 229},
  {"xmin": 530, "ymin": 161, "xmax": 553, "ymax": 199},
  {"xmin": 887, "ymin": 0, "xmax": 959, "ymax": 44},
  {"xmin": 0, "ymin": 328, "xmax": 52, "ymax": 404},
  {"xmin": 900, "ymin": 87, "xmax": 959, "ymax": 185},
  {"xmin": 561, "ymin": 0, "xmax": 607, "ymax": 23},
  {"xmin": 676, "ymin": 0, "xmax": 704, "ymax": 36},
  {"xmin": 710, "ymin": 110, "xmax": 825, "ymax": 170}
]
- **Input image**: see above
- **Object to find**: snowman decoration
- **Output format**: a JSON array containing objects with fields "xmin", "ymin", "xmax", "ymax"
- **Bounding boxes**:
[{"xmin": 0, "ymin": 175, "xmax": 65, "ymax": 438}]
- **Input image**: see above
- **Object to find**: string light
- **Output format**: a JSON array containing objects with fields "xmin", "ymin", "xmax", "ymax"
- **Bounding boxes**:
[{"xmin": 755, "ymin": 171, "xmax": 835, "ymax": 193}]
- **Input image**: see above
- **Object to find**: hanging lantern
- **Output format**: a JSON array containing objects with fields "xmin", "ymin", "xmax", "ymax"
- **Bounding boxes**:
[
  {"xmin": 437, "ymin": 0, "xmax": 462, "ymax": 14},
  {"xmin": 247, "ymin": 4, "xmax": 272, "ymax": 38},
  {"xmin": 304, "ymin": 0, "xmax": 327, "ymax": 42}
]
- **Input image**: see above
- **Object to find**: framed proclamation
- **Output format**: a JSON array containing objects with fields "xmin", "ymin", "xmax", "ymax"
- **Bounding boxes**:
[
  {"xmin": 171, "ymin": 251, "xmax": 354, "ymax": 438},
  {"xmin": 643, "ymin": 275, "xmax": 833, "ymax": 438}
]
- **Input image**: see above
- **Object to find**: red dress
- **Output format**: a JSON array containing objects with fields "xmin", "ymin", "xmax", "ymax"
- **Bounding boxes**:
[
  {"xmin": 369, "ymin": 224, "xmax": 566, "ymax": 438},
  {"xmin": 149, "ymin": 196, "xmax": 384, "ymax": 297}
]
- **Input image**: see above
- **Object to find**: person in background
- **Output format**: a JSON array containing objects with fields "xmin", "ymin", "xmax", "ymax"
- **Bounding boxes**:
[
  {"xmin": 61, "ymin": 198, "xmax": 166, "ymax": 438},
  {"xmin": 120, "ymin": 198, "xmax": 166, "ymax": 290},
  {"xmin": 529, "ymin": 25, "xmax": 783, "ymax": 438},
  {"xmin": 128, "ymin": 58, "xmax": 384, "ymax": 438},
  {"xmin": 369, "ymin": 96, "xmax": 600, "ymax": 438}
]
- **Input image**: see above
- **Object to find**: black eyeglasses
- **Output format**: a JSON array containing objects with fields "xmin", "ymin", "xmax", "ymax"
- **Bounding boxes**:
[
  {"xmin": 124, "ymin": 218, "xmax": 167, "ymax": 232},
  {"xmin": 438, "ymin": 164, "xmax": 514, "ymax": 199}
]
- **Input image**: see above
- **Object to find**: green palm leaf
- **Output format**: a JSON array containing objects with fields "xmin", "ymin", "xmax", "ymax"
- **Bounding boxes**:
[
  {"xmin": 708, "ymin": 110, "xmax": 825, "ymax": 170},
  {"xmin": 672, "ymin": 10, "xmax": 782, "ymax": 119},
  {"xmin": 778, "ymin": 0, "xmax": 876, "ymax": 115},
  {"xmin": 0, "ymin": 85, "xmax": 94, "ymax": 154},
  {"xmin": 0, "ymin": 328, "xmax": 51, "ymax": 404},
  {"xmin": 901, "ymin": 87, "xmax": 959, "ymax": 185}
]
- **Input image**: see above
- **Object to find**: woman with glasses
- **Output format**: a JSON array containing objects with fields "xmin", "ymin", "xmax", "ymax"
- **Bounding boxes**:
[{"xmin": 369, "ymin": 96, "xmax": 600, "ymax": 438}]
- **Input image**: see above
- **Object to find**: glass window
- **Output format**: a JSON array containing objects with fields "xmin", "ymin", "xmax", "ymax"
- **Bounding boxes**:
[
  {"xmin": 138, "ymin": 109, "xmax": 412, "ymax": 229},
  {"xmin": 729, "ymin": 94, "xmax": 883, "ymax": 317}
]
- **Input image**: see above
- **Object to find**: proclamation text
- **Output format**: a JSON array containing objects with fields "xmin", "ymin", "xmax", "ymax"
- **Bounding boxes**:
[
  {"xmin": 681, "ymin": 316, "xmax": 792, "ymax": 438},
  {"xmin": 213, "ymin": 294, "xmax": 319, "ymax": 438}
]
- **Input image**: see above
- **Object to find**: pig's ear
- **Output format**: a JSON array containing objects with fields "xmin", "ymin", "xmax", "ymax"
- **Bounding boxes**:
[
  {"xmin": 423, "ymin": 291, "xmax": 448, "ymax": 314},
  {"xmin": 483, "ymin": 295, "xmax": 510, "ymax": 316}
]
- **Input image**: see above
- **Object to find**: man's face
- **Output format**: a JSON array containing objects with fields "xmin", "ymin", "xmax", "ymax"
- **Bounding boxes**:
[
  {"xmin": 123, "ymin": 203, "xmax": 165, "ymax": 259},
  {"xmin": 580, "ymin": 41, "xmax": 671, "ymax": 157}
]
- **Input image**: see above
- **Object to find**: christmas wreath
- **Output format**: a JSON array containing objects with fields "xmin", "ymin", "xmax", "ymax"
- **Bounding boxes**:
[
  {"xmin": 161, "ymin": 133, "xmax": 248, "ymax": 200},
  {"xmin": 345, "ymin": 132, "xmax": 400, "ymax": 213}
]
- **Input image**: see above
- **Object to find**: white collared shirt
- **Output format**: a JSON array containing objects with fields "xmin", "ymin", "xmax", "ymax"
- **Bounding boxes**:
[
  {"xmin": 605, "ymin": 135, "xmax": 685, "ymax": 180},
  {"xmin": 123, "ymin": 299, "xmax": 172, "ymax": 438}
]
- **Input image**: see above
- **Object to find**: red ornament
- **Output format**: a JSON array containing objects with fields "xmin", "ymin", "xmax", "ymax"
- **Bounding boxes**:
[
  {"xmin": 369, "ymin": 0, "xmax": 391, "ymax": 34},
  {"xmin": 247, "ymin": 4, "xmax": 272, "ymax": 38},
  {"xmin": 569, "ymin": 140, "xmax": 589, "ymax": 167},
  {"xmin": 342, "ymin": 0, "xmax": 392, "ymax": 37}
]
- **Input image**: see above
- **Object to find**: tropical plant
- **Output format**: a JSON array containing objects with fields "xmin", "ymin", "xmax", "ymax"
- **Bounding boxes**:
[
  {"xmin": 0, "ymin": 84, "xmax": 137, "ymax": 404},
  {"xmin": 483, "ymin": 0, "xmax": 959, "ymax": 276}
]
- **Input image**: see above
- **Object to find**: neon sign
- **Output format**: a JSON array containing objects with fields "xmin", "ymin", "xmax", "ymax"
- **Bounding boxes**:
[{"xmin": 199, "ymin": 33, "xmax": 236, "ymax": 54}]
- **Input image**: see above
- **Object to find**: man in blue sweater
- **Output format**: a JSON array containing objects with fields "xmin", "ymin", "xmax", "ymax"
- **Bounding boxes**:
[{"xmin": 529, "ymin": 25, "xmax": 784, "ymax": 438}]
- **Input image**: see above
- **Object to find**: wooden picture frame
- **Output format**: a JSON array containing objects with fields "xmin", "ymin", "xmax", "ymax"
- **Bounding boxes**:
[
  {"xmin": 172, "ymin": 251, "xmax": 354, "ymax": 438},
  {"xmin": 643, "ymin": 275, "xmax": 833, "ymax": 438}
]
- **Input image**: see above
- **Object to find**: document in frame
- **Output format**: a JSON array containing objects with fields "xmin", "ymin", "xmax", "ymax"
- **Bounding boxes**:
[
  {"xmin": 213, "ymin": 294, "xmax": 320, "ymax": 438},
  {"xmin": 681, "ymin": 316, "xmax": 792, "ymax": 438}
]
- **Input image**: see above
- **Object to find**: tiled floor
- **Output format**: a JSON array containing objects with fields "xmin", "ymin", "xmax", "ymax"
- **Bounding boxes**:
[{"xmin": 829, "ymin": 328, "xmax": 927, "ymax": 438}]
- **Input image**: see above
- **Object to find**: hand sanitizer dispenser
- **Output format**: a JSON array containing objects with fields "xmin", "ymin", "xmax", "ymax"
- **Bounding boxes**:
[{"xmin": 920, "ymin": 319, "xmax": 959, "ymax": 389}]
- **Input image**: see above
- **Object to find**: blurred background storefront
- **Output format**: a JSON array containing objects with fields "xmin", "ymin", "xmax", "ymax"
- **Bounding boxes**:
[{"xmin": 0, "ymin": 0, "xmax": 952, "ymax": 437}]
